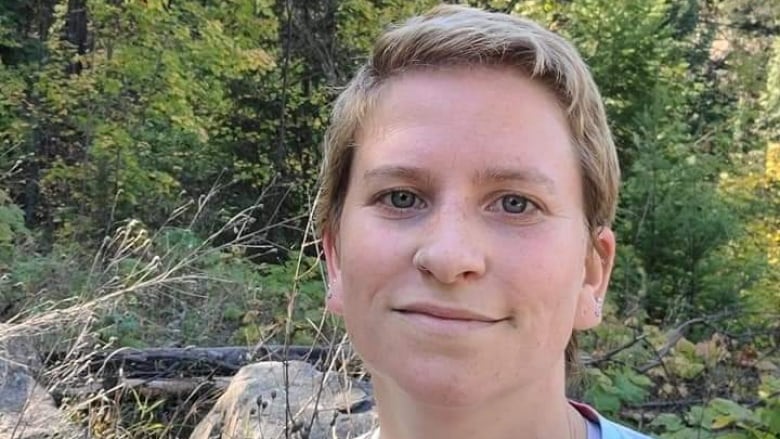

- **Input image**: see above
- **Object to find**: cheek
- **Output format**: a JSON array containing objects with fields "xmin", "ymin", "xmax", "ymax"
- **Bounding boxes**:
[
  {"xmin": 338, "ymin": 213, "xmax": 414, "ymax": 303},
  {"xmin": 496, "ymin": 226, "xmax": 586, "ymax": 311}
]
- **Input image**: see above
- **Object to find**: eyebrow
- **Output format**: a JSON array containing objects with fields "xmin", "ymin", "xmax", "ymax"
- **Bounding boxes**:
[
  {"xmin": 364, "ymin": 165, "xmax": 556, "ymax": 193},
  {"xmin": 363, "ymin": 165, "xmax": 434, "ymax": 186},
  {"xmin": 474, "ymin": 166, "xmax": 557, "ymax": 193}
]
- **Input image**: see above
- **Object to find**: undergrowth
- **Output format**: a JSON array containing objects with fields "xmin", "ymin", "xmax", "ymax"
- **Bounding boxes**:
[{"xmin": 0, "ymin": 192, "xmax": 353, "ymax": 438}]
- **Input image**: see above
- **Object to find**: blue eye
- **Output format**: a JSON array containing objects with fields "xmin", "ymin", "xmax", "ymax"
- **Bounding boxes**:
[
  {"xmin": 387, "ymin": 190, "xmax": 418, "ymax": 209},
  {"xmin": 501, "ymin": 194, "xmax": 531, "ymax": 213}
]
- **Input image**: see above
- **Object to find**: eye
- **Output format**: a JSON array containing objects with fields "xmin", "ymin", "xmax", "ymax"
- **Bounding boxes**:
[
  {"xmin": 382, "ymin": 190, "xmax": 422, "ymax": 209},
  {"xmin": 499, "ymin": 194, "xmax": 536, "ymax": 214}
]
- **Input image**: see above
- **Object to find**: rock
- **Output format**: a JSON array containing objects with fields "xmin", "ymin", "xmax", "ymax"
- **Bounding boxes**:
[
  {"xmin": 191, "ymin": 361, "xmax": 376, "ymax": 439},
  {"xmin": 0, "ymin": 324, "xmax": 83, "ymax": 439}
]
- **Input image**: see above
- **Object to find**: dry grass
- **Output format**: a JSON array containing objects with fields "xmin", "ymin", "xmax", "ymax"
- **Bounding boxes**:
[{"xmin": 1, "ymin": 185, "xmax": 359, "ymax": 439}]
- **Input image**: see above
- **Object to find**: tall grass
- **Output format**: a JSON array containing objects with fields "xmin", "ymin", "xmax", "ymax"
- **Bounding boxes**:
[{"xmin": 1, "ymin": 186, "xmax": 359, "ymax": 438}]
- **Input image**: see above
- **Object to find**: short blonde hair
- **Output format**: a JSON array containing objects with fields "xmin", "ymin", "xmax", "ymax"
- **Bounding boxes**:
[{"xmin": 315, "ymin": 5, "xmax": 619, "ymax": 240}]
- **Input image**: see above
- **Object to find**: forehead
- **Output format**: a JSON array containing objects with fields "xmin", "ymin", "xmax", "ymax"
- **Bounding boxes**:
[
  {"xmin": 351, "ymin": 67, "xmax": 578, "ymax": 184},
  {"xmin": 367, "ymin": 68, "xmax": 553, "ymax": 125}
]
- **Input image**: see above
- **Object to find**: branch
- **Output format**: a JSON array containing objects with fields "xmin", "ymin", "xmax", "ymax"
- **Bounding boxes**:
[
  {"xmin": 585, "ymin": 334, "xmax": 648, "ymax": 366},
  {"xmin": 637, "ymin": 312, "xmax": 738, "ymax": 373},
  {"xmin": 68, "ymin": 344, "xmax": 350, "ymax": 379}
]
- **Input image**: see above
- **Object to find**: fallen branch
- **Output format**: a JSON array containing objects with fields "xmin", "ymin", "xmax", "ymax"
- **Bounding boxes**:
[
  {"xmin": 81, "ymin": 344, "xmax": 349, "ymax": 378},
  {"xmin": 55, "ymin": 376, "xmax": 234, "ymax": 401}
]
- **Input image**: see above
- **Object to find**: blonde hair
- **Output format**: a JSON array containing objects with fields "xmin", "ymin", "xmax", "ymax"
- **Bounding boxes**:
[
  {"xmin": 316, "ymin": 4, "xmax": 618, "ymax": 240},
  {"xmin": 315, "ymin": 4, "xmax": 619, "ymax": 373}
]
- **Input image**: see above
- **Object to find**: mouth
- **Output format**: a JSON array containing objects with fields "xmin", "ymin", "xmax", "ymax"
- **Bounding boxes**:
[
  {"xmin": 393, "ymin": 307, "xmax": 505, "ymax": 334},
  {"xmin": 393, "ymin": 303, "xmax": 506, "ymax": 325}
]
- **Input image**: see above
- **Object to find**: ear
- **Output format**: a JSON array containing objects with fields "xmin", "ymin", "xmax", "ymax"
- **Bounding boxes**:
[
  {"xmin": 574, "ymin": 227, "xmax": 616, "ymax": 330},
  {"xmin": 322, "ymin": 229, "xmax": 345, "ymax": 315}
]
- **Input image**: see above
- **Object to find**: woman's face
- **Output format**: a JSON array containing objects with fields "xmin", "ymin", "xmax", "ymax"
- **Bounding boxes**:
[{"xmin": 323, "ymin": 67, "xmax": 615, "ymax": 406}]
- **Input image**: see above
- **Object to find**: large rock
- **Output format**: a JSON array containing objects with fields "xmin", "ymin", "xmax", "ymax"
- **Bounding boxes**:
[
  {"xmin": 0, "ymin": 324, "xmax": 83, "ymax": 439},
  {"xmin": 191, "ymin": 361, "xmax": 376, "ymax": 439}
]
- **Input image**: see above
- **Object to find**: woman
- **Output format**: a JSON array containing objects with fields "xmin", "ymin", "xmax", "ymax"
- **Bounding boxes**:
[{"xmin": 315, "ymin": 5, "xmax": 651, "ymax": 439}]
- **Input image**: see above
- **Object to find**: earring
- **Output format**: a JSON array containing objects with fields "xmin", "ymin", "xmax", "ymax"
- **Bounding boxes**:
[{"xmin": 594, "ymin": 297, "xmax": 604, "ymax": 318}]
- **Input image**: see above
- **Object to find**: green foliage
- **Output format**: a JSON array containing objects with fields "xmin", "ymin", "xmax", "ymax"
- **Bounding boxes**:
[
  {"xmin": 83, "ymin": 224, "xmax": 331, "ymax": 348},
  {"xmin": 1, "ymin": 241, "xmax": 93, "ymax": 321},
  {"xmin": 2, "ymin": 0, "xmax": 278, "ymax": 242},
  {"xmin": 336, "ymin": 0, "xmax": 440, "ymax": 56},
  {"xmin": 653, "ymin": 394, "xmax": 780, "ymax": 438},
  {"xmin": 0, "ymin": 189, "xmax": 31, "ymax": 315},
  {"xmin": 0, "ymin": 189, "xmax": 28, "ymax": 265},
  {"xmin": 234, "ymin": 252, "xmax": 327, "ymax": 345},
  {"xmin": 581, "ymin": 313, "xmax": 780, "ymax": 437},
  {"xmin": 761, "ymin": 38, "xmax": 780, "ymax": 141},
  {"xmin": 619, "ymin": 148, "xmax": 747, "ymax": 321},
  {"xmin": 584, "ymin": 367, "xmax": 653, "ymax": 416}
]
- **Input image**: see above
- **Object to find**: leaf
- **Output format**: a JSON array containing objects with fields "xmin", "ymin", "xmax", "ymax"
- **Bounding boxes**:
[
  {"xmin": 708, "ymin": 398, "xmax": 756, "ymax": 424},
  {"xmin": 685, "ymin": 405, "xmax": 717, "ymax": 430},
  {"xmin": 650, "ymin": 413, "xmax": 684, "ymax": 432},
  {"xmin": 668, "ymin": 354, "xmax": 706, "ymax": 379},
  {"xmin": 612, "ymin": 367, "xmax": 651, "ymax": 404},
  {"xmin": 755, "ymin": 360, "xmax": 778, "ymax": 372},
  {"xmin": 757, "ymin": 406, "xmax": 780, "ymax": 434},
  {"xmin": 675, "ymin": 337, "xmax": 697, "ymax": 357},
  {"xmin": 711, "ymin": 414, "xmax": 734, "ymax": 430}
]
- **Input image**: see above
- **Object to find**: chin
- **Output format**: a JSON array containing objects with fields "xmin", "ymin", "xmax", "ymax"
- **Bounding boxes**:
[{"xmin": 370, "ymin": 353, "xmax": 502, "ymax": 408}]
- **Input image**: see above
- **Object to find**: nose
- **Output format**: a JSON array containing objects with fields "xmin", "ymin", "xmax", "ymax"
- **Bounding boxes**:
[{"xmin": 413, "ymin": 207, "xmax": 487, "ymax": 285}]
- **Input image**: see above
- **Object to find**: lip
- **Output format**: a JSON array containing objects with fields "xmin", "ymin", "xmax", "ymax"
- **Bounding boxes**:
[{"xmin": 393, "ymin": 302, "xmax": 504, "ymax": 323}]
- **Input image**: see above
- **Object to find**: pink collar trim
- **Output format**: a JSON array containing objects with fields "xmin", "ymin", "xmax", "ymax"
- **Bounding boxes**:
[{"xmin": 569, "ymin": 399, "xmax": 601, "ymax": 423}]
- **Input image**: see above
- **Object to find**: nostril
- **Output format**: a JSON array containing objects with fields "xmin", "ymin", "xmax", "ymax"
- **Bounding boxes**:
[{"xmin": 413, "ymin": 252, "xmax": 432, "ymax": 274}]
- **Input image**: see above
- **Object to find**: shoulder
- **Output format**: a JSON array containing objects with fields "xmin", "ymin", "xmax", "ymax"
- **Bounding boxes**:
[
  {"xmin": 569, "ymin": 400, "xmax": 654, "ymax": 439},
  {"xmin": 598, "ymin": 416, "xmax": 654, "ymax": 439}
]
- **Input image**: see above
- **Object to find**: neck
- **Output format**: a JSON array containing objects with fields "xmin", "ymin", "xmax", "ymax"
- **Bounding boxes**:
[{"xmin": 370, "ymin": 362, "xmax": 585, "ymax": 439}]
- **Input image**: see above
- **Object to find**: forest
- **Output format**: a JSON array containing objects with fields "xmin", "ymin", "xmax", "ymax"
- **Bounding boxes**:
[{"xmin": 0, "ymin": 0, "xmax": 778, "ymax": 437}]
